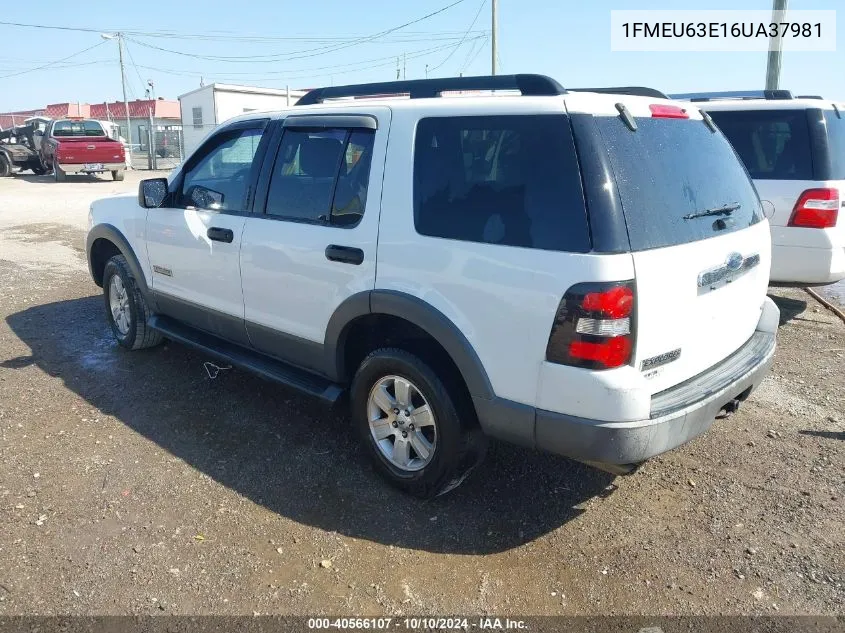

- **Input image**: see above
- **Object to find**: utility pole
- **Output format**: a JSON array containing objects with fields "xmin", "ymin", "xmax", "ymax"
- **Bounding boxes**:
[
  {"xmin": 765, "ymin": 0, "xmax": 788, "ymax": 90},
  {"xmin": 403, "ymin": 53, "xmax": 406, "ymax": 80},
  {"xmin": 491, "ymin": 0, "xmax": 498, "ymax": 75},
  {"xmin": 101, "ymin": 32, "xmax": 133, "ymax": 165}
]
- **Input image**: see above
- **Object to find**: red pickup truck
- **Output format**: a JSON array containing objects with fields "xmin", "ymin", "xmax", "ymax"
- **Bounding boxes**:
[{"xmin": 39, "ymin": 119, "xmax": 125, "ymax": 182}]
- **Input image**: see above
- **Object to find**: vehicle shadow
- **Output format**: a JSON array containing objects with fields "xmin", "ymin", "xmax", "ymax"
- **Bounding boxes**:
[
  {"xmin": 768, "ymin": 293, "xmax": 807, "ymax": 326},
  {"xmin": 799, "ymin": 429, "xmax": 845, "ymax": 441},
  {"xmin": 11, "ymin": 173, "xmax": 110, "ymax": 184},
  {"xmin": 4, "ymin": 296, "xmax": 616, "ymax": 555}
]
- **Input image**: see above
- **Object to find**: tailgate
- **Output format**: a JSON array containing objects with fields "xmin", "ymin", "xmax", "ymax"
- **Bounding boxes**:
[
  {"xmin": 56, "ymin": 138, "xmax": 124, "ymax": 164},
  {"xmin": 587, "ymin": 98, "xmax": 771, "ymax": 394}
]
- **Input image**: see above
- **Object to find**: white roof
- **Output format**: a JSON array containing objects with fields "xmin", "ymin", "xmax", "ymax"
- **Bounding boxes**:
[
  {"xmin": 178, "ymin": 83, "xmax": 309, "ymax": 100},
  {"xmin": 687, "ymin": 98, "xmax": 843, "ymax": 112}
]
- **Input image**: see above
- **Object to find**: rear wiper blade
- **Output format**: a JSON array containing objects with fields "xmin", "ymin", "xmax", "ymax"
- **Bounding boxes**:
[{"xmin": 683, "ymin": 203, "xmax": 741, "ymax": 220}]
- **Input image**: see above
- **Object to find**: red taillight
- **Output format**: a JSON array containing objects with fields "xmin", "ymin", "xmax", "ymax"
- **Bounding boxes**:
[
  {"xmin": 649, "ymin": 104, "xmax": 689, "ymax": 119},
  {"xmin": 582, "ymin": 286, "xmax": 634, "ymax": 319},
  {"xmin": 545, "ymin": 281, "xmax": 635, "ymax": 370},
  {"xmin": 569, "ymin": 337, "xmax": 632, "ymax": 369},
  {"xmin": 789, "ymin": 188, "xmax": 840, "ymax": 229}
]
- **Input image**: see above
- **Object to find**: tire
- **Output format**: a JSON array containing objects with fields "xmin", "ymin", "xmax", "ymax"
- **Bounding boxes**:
[
  {"xmin": 0, "ymin": 154, "xmax": 11, "ymax": 178},
  {"xmin": 102, "ymin": 255, "xmax": 162, "ymax": 351},
  {"xmin": 53, "ymin": 164, "xmax": 66, "ymax": 182},
  {"xmin": 112, "ymin": 170, "xmax": 125, "ymax": 181},
  {"xmin": 350, "ymin": 348, "xmax": 487, "ymax": 498}
]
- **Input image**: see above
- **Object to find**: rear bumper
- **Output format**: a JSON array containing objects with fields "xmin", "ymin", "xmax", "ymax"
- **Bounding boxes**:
[
  {"xmin": 474, "ymin": 297, "xmax": 779, "ymax": 466},
  {"xmin": 533, "ymin": 330, "xmax": 775, "ymax": 464},
  {"xmin": 770, "ymin": 243, "xmax": 845, "ymax": 285},
  {"xmin": 60, "ymin": 162, "xmax": 124, "ymax": 174}
]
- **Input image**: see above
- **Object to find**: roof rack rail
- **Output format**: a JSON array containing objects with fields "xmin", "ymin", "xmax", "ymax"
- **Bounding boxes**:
[
  {"xmin": 295, "ymin": 74, "xmax": 566, "ymax": 106},
  {"xmin": 570, "ymin": 86, "xmax": 669, "ymax": 99},
  {"xmin": 795, "ymin": 95, "xmax": 824, "ymax": 100},
  {"xmin": 670, "ymin": 90, "xmax": 793, "ymax": 102}
]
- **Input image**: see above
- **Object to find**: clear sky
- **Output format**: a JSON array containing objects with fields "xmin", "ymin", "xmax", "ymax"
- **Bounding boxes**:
[{"xmin": 0, "ymin": 0, "xmax": 842, "ymax": 112}]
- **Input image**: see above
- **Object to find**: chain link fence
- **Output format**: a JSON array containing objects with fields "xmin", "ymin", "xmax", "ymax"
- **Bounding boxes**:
[{"xmin": 129, "ymin": 128, "xmax": 185, "ymax": 172}]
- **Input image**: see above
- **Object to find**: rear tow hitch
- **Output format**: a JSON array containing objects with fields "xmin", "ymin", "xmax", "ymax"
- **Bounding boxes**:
[{"xmin": 717, "ymin": 398, "xmax": 742, "ymax": 419}]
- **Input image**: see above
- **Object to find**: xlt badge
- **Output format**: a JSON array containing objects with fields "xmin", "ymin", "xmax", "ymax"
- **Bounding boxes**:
[{"xmin": 152, "ymin": 265, "xmax": 173, "ymax": 277}]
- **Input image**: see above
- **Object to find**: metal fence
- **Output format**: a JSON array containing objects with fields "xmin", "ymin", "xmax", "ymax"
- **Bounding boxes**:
[{"xmin": 130, "ymin": 128, "xmax": 185, "ymax": 171}]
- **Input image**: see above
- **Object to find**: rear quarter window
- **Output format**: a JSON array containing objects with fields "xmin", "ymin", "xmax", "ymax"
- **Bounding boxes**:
[
  {"xmin": 413, "ymin": 115, "xmax": 590, "ymax": 252},
  {"xmin": 706, "ymin": 109, "xmax": 813, "ymax": 180},
  {"xmin": 594, "ymin": 115, "xmax": 763, "ymax": 251},
  {"xmin": 824, "ymin": 110, "xmax": 845, "ymax": 180}
]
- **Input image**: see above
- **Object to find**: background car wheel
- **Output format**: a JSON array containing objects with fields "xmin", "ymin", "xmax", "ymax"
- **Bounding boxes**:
[
  {"xmin": 53, "ymin": 164, "xmax": 65, "ymax": 182},
  {"xmin": 111, "ymin": 170, "xmax": 125, "ymax": 181},
  {"xmin": 350, "ymin": 348, "xmax": 487, "ymax": 498},
  {"xmin": 102, "ymin": 255, "xmax": 162, "ymax": 351},
  {"xmin": 0, "ymin": 154, "xmax": 11, "ymax": 178},
  {"xmin": 31, "ymin": 165, "xmax": 46, "ymax": 176}
]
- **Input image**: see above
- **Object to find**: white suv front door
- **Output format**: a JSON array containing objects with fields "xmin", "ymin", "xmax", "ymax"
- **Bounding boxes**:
[
  {"xmin": 239, "ymin": 111, "xmax": 389, "ymax": 371},
  {"xmin": 145, "ymin": 122, "xmax": 267, "ymax": 344}
]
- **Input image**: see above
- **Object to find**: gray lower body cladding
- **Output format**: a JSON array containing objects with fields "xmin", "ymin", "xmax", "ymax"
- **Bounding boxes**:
[{"xmin": 474, "ymin": 329, "xmax": 776, "ymax": 466}]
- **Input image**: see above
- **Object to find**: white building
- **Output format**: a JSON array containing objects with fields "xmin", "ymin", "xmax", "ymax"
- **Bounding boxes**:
[{"xmin": 178, "ymin": 84, "xmax": 308, "ymax": 156}]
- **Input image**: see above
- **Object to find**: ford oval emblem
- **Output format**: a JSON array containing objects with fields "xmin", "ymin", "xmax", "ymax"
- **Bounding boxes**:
[{"xmin": 726, "ymin": 252, "xmax": 743, "ymax": 271}]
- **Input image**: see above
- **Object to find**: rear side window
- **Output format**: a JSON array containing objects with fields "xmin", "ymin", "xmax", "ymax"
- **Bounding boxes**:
[
  {"xmin": 824, "ymin": 110, "xmax": 845, "ymax": 179},
  {"xmin": 706, "ymin": 109, "xmax": 813, "ymax": 180},
  {"xmin": 594, "ymin": 116, "xmax": 762, "ymax": 251},
  {"xmin": 265, "ymin": 128, "xmax": 375, "ymax": 227},
  {"xmin": 413, "ymin": 115, "xmax": 589, "ymax": 252}
]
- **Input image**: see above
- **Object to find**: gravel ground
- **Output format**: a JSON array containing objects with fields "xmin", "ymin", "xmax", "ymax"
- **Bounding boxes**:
[{"xmin": 0, "ymin": 171, "xmax": 842, "ymax": 616}]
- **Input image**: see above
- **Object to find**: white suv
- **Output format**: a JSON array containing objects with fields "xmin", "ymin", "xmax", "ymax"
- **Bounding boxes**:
[
  {"xmin": 675, "ymin": 90, "xmax": 845, "ymax": 286},
  {"xmin": 86, "ymin": 75, "xmax": 779, "ymax": 498}
]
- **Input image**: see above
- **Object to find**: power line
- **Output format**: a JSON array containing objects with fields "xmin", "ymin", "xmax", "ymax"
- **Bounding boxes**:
[
  {"xmin": 124, "ymin": 0, "xmax": 468, "ymax": 63},
  {"xmin": 0, "ymin": 40, "xmax": 106, "ymax": 79},
  {"xmin": 461, "ymin": 34, "xmax": 488, "ymax": 74},
  {"xmin": 122, "ymin": 39, "xmax": 148, "ymax": 97},
  {"xmin": 429, "ymin": 0, "xmax": 486, "ymax": 73},
  {"xmin": 133, "ymin": 37, "xmax": 486, "ymax": 84},
  {"xmin": 132, "ymin": 37, "xmax": 486, "ymax": 80},
  {"xmin": 0, "ymin": 19, "xmax": 480, "ymax": 44}
]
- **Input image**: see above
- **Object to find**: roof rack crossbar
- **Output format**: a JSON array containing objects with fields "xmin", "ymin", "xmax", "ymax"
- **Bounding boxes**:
[
  {"xmin": 570, "ymin": 86, "xmax": 669, "ymax": 99},
  {"xmin": 295, "ymin": 74, "xmax": 566, "ymax": 106},
  {"xmin": 670, "ymin": 90, "xmax": 794, "ymax": 102}
]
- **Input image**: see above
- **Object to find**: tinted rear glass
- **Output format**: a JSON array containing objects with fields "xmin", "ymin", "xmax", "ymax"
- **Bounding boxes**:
[
  {"xmin": 413, "ymin": 115, "xmax": 590, "ymax": 252},
  {"xmin": 594, "ymin": 116, "xmax": 762, "ymax": 251},
  {"xmin": 53, "ymin": 120, "xmax": 106, "ymax": 137},
  {"xmin": 824, "ymin": 110, "xmax": 845, "ymax": 179},
  {"xmin": 706, "ymin": 109, "xmax": 813, "ymax": 180}
]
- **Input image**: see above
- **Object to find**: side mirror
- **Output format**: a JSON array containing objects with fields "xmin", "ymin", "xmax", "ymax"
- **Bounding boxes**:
[
  {"xmin": 139, "ymin": 178, "xmax": 168, "ymax": 208},
  {"xmin": 761, "ymin": 199, "xmax": 776, "ymax": 219}
]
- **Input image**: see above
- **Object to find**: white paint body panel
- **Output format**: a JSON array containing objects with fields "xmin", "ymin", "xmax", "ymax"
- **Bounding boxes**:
[
  {"xmin": 145, "ymin": 209, "xmax": 247, "ymax": 319},
  {"xmin": 88, "ymin": 194, "xmax": 150, "ymax": 280}
]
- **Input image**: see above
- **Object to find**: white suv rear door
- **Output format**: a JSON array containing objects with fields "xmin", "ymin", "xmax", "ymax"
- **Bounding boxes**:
[
  {"xmin": 239, "ymin": 110, "xmax": 389, "ymax": 371},
  {"xmin": 588, "ymin": 103, "xmax": 771, "ymax": 395}
]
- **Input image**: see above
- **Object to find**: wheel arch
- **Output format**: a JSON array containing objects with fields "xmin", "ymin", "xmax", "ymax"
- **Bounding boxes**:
[
  {"xmin": 86, "ymin": 224, "xmax": 156, "ymax": 308},
  {"xmin": 324, "ymin": 290, "xmax": 495, "ymax": 401}
]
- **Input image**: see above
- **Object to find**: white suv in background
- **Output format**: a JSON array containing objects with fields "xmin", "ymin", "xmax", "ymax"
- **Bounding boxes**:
[
  {"xmin": 676, "ymin": 90, "xmax": 845, "ymax": 286},
  {"xmin": 86, "ymin": 75, "xmax": 779, "ymax": 498}
]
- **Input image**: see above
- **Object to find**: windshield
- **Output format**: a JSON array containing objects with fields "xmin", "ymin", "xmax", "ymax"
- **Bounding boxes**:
[
  {"xmin": 594, "ymin": 115, "xmax": 763, "ymax": 251},
  {"xmin": 53, "ymin": 120, "xmax": 106, "ymax": 137}
]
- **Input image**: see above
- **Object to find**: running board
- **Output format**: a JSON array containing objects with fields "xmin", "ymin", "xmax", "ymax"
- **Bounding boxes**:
[{"xmin": 148, "ymin": 315, "xmax": 343, "ymax": 405}]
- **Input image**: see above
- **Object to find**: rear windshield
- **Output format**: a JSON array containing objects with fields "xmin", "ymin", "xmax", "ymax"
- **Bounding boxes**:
[
  {"xmin": 594, "ymin": 116, "xmax": 763, "ymax": 251},
  {"xmin": 53, "ymin": 120, "xmax": 106, "ymax": 137},
  {"xmin": 824, "ymin": 110, "xmax": 845, "ymax": 179},
  {"xmin": 706, "ymin": 109, "xmax": 813, "ymax": 180}
]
